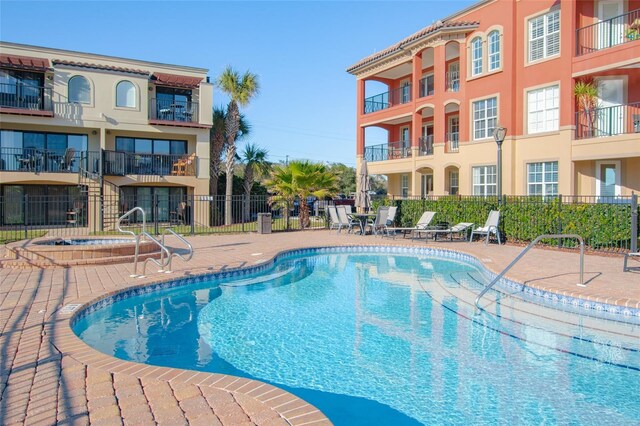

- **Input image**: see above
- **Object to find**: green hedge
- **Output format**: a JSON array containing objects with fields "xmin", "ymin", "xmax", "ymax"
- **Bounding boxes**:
[{"xmin": 372, "ymin": 196, "xmax": 635, "ymax": 252}]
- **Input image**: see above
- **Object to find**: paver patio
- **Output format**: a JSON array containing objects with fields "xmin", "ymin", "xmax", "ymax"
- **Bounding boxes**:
[{"xmin": 1, "ymin": 230, "xmax": 639, "ymax": 425}]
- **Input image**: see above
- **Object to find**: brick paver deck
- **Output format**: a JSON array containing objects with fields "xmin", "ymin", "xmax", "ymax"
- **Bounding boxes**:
[{"xmin": 1, "ymin": 230, "xmax": 639, "ymax": 425}]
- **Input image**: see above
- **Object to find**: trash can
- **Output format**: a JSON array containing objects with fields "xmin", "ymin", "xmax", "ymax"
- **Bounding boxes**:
[{"xmin": 257, "ymin": 213, "xmax": 272, "ymax": 234}]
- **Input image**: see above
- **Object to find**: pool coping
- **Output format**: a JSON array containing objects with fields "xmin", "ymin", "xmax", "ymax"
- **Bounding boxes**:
[{"xmin": 48, "ymin": 243, "xmax": 639, "ymax": 426}]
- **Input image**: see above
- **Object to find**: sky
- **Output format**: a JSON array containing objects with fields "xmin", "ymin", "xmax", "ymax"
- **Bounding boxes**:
[{"xmin": 0, "ymin": 0, "xmax": 476, "ymax": 167}]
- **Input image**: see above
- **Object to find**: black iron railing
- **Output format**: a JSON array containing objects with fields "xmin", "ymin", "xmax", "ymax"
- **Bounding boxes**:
[
  {"xmin": 149, "ymin": 98, "xmax": 199, "ymax": 123},
  {"xmin": 419, "ymin": 77, "xmax": 434, "ymax": 98},
  {"xmin": 103, "ymin": 150, "xmax": 197, "ymax": 176},
  {"xmin": 447, "ymin": 132, "xmax": 459, "ymax": 152},
  {"xmin": 0, "ymin": 147, "xmax": 99, "ymax": 173},
  {"xmin": 364, "ymin": 142, "xmax": 411, "ymax": 162},
  {"xmin": 363, "ymin": 86, "xmax": 411, "ymax": 114},
  {"xmin": 576, "ymin": 8, "xmax": 640, "ymax": 55},
  {"xmin": 418, "ymin": 136, "xmax": 433, "ymax": 156},
  {"xmin": 575, "ymin": 102, "xmax": 640, "ymax": 139},
  {"xmin": 0, "ymin": 83, "xmax": 53, "ymax": 111},
  {"xmin": 446, "ymin": 71, "xmax": 460, "ymax": 92}
]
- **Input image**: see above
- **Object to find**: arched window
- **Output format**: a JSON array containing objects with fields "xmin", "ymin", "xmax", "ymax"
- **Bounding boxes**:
[
  {"xmin": 471, "ymin": 37, "xmax": 483, "ymax": 76},
  {"xmin": 68, "ymin": 76, "xmax": 90, "ymax": 104},
  {"xmin": 488, "ymin": 31, "xmax": 501, "ymax": 71},
  {"xmin": 116, "ymin": 80, "xmax": 136, "ymax": 108}
]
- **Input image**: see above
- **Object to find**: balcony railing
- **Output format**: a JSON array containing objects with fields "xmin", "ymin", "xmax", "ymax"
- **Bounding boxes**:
[
  {"xmin": 363, "ymin": 86, "xmax": 411, "ymax": 114},
  {"xmin": 447, "ymin": 132, "xmax": 459, "ymax": 152},
  {"xmin": 103, "ymin": 150, "xmax": 197, "ymax": 176},
  {"xmin": 419, "ymin": 77, "xmax": 434, "ymax": 98},
  {"xmin": 0, "ymin": 83, "xmax": 53, "ymax": 112},
  {"xmin": 364, "ymin": 142, "xmax": 411, "ymax": 162},
  {"xmin": 575, "ymin": 102, "xmax": 640, "ymax": 139},
  {"xmin": 446, "ymin": 71, "xmax": 460, "ymax": 92},
  {"xmin": 418, "ymin": 136, "xmax": 434, "ymax": 156},
  {"xmin": 149, "ymin": 98, "xmax": 199, "ymax": 123},
  {"xmin": 0, "ymin": 148, "xmax": 99, "ymax": 173},
  {"xmin": 576, "ymin": 9, "xmax": 640, "ymax": 55}
]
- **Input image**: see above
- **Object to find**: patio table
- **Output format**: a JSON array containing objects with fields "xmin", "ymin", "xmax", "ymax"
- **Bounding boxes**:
[{"xmin": 349, "ymin": 212, "xmax": 377, "ymax": 235}]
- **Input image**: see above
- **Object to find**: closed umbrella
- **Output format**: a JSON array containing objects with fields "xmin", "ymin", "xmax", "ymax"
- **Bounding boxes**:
[{"xmin": 355, "ymin": 158, "xmax": 371, "ymax": 213}]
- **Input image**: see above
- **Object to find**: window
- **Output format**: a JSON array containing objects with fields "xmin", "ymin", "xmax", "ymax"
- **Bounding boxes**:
[
  {"xmin": 527, "ymin": 85, "xmax": 559, "ymax": 133},
  {"xmin": 116, "ymin": 80, "xmax": 136, "ymax": 108},
  {"xmin": 115, "ymin": 137, "xmax": 187, "ymax": 154},
  {"xmin": 473, "ymin": 166, "xmax": 497, "ymax": 196},
  {"xmin": 68, "ymin": 76, "xmax": 90, "ymax": 104},
  {"xmin": 488, "ymin": 31, "xmax": 501, "ymax": 71},
  {"xmin": 401, "ymin": 81, "xmax": 411, "ymax": 103},
  {"xmin": 155, "ymin": 86, "xmax": 193, "ymax": 121},
  {"xmin": 449, "ymin": 170, "xmax": 459, "ymax": 195},
  {"xmin": 420, "ymin": 74, "xmax": 434, "ymax": 97},
  {"xmin": 0, "ymin": 130, "xmax": 87, "ymax": 172},
  {"xmin": 401, "ymin": 174, "xmax": 409, "ymax": 198},
  {"xmin": 471, "ymin": 37, "xmax": 483, "ymax": 76},
  {"xmin": 527, "ymin": 162, "xmax": 558, "ymax": 196},
  {"xmin": 473, "ymin": 97, "xmax": 498, "ymax": 140},
  {"xmin": 529, "ymin": 10, "xmax": 560, "ymax": 62}
]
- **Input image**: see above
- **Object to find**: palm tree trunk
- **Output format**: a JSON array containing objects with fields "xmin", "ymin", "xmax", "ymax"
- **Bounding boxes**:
[
  {"xmin": 243, "ymin": 169, "xmax": 253, "ymax": 222},
  {"xmin": 225, "ymin": 158, "xmax": 234, "ymax": 226},
  {"xmin": 299, "ymin": 202, "xmax": 310, "ymax": 229},
  {"xmin": 224, "ymin": 101, "xmax": 240, "ymax": 226}
]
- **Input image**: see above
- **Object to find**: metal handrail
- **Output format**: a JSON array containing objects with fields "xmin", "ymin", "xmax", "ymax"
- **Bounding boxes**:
[
  {"xmin": 474, "ymin": 234, "xmax": 585, "ymax": 310},
  {"xmin": 116, "ymin": 207, "xmax": 147, "ymax": 277},
  {"xmin": 160, "ymin": 228, "xmax": 194, "ymax": 272},
  {"xmin": 140, "ymin": 231, "xmax": 172, "ymax": 277}
]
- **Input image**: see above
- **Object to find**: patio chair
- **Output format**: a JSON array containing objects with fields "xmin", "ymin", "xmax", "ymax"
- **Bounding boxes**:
[
  {"xmin": 427, "ymin": 222, "xmax": 474, "ymax": 242},
  {"xmin": 470, "ymin": 210, "xmax": 501, "ymax": 245},
  {"xmin": 336, "ymin": 205, "xmax": 361, "ymax": 234},
  {"xmin": 623, "ymin": 252, "xmax": 640, "ymax": 272},
  {"xmin": 366, "ymin": 206, "xmax": 389, "ymax": 235},
  {"xmin": 387, "ymin": 211, "xmax": 436, "ymax": 239},
  {"xmin": 328, "ymin": 206, "xmax": 342, "ymax": 233},
  {"xmin": 170, "ymin": 202, "xmax": 187, "ymax": 225},
  {"xmin": 59, "ymin": 147, "xmax": 76, "ymax": 172}
]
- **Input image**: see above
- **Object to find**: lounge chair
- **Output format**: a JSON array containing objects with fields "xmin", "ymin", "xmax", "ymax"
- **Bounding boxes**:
[
  {"xmin": 623, "ymin": 252, "xmax": 640, "ymax": 272},
  {"xmin": 424, "ymin": 222, "xmax": 474, "ymax": 242},
  {"xmin": 366, "ymin": 206, "xmax": 389, "ymax": 235},
  {"xmin": 386, "ymin": 211, "xmax": 436, "ymax": 239},
  {"xmin": 328, "ymin": 206, "xmax": 341, "ymax": 233},
  {"xmin": 470, "ymin": 210, "xmax": 501, "ymax": 245},
  {"xmin": 336, "ymin": 205, "xmax": 361, "ymax": 234}
]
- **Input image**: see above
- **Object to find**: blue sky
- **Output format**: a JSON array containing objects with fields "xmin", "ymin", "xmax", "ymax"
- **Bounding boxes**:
[{"xmin": 0, "ymin": 0, "xmax": 475, "ymax": 166}]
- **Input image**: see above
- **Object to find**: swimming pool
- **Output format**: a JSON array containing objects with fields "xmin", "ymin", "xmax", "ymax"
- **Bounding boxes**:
[{"xmin": 73, "ymin": 247, "xmax": 640, "ymax": 425}]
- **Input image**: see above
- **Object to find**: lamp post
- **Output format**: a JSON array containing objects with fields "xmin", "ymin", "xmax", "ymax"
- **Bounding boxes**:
[{"xmin": 493, "ymin": 126, "xmax": 507, "ymax": 204}]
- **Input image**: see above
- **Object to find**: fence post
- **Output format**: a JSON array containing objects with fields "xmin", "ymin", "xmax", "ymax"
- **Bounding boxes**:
[
  {"xmin": 632, "ymin": 192, "xmax": 638, "ymax": 253},
  {"xmin": 557, "ymin": 194, "xmax": 563, "ymax": 248},
  {"xmin": 190, "ymin": 193, "xmax": 195, "ymax": 235},
  {"xmin": 153, "ymin": 193, "xmax": 159, "ymax": 235},
  {"xmin": 23, "ymin": 193, "xmax": 28, "ymax": 240},
  {"xmin": 242, "ymin": 195, "xmax": 245, "ymax": 233}
]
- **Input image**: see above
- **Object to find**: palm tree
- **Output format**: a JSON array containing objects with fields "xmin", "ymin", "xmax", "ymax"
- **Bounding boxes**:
[
  {"xmin": 217, "ymin": 66, "xmax": 260, "ymax": 226},
  {"xmin": 241, "ymin": 143, "xmax": 270, "ymax": 222},
  {"xmin": 265, "ymin": 160, "xmax": 338, "ymax": 229},
  {"xmin": 574, "ymin": 79, "xmax": 599, "ymax": 138}
]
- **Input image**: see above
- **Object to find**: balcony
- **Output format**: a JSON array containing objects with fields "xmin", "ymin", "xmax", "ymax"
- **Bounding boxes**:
[
  {"xmin": 418, "ymin": 136, "xmax": 433, "ymax": 156},
  {"xmin": 0, "ymin": 83, "xmax": 53, "ymax": 116},
  {"xmin": 575, "ymin": 102, "xmax": 640, "ymax": 139},
  {"xmin": 446, "ymin": 133, "xmax": 459, "ymax": 152},
  {"xmin": 364, "ymin": 142, "xmax": 411, "ymax": 162},
  {"xmin": 419, "ymin": 77, "xmax": 434, "ymax": 98},
  {"xmin": 103, "ymin": 150, "xmax": 197, "ymax": 176},
  {"xmin": 576, "ymin": 9, "xmax": 640, "ymax": 55},
  {"xmin": 445, "ymin": 71, "xmax": 460, "ymax": 92},
  {"xmin": 0, "ymin": 147, "xmax": 99, "ymax": 173},
  {"xmin": 149, "ymin": 98, "xmax": 199, "ymax": 124},
  {"xmin": 363, "ymin": 86, "xmax": 411, "ymax": 114}
]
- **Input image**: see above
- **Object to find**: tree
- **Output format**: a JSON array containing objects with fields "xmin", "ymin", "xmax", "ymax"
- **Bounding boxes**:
[
  {"xmin": 241, "ymin": 143, "xmax": 270, "ymax": 221},
  {"xmin": 326, "ymin": 163, "xmax": 356, "ymax": 195},
  {"xmin": 217, "ymin": 66, "xmax": 260, "ymax": 225},
  {"xmin": 265, "ymin": 160, "xmax": 338, "ymax": 229}
]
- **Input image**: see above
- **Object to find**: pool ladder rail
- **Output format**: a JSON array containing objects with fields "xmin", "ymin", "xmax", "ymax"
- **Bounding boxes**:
[
  {"xmin": 116, "ymin": 207, "xmax": 193, "ymax": 278},
  {"xmin": 474, "ymin": 234, "xmax": 585, "ymax": 312}
]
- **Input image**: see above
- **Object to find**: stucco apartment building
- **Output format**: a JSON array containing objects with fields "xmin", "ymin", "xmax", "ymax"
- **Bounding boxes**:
[
  {"xmin": 348, "ymin": 0, "xmax": 640, "ymax": 198},
  {"xmin": 0, "ymin": 42, "xmax": 212, "ymax": 230}
]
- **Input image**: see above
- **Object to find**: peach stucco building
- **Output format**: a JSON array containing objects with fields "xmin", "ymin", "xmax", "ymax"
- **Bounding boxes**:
[
  {"xmin": 0, "ymin": 42, "xmax": 212, "ymax": 229},
  {"xmin": 347, "ymin": 0, "xmax": 640, "ymax": 198}
]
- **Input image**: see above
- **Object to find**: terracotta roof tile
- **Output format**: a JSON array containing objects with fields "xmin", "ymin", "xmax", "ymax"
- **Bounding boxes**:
[
  {"xmin": 0, "ymin": 54, "xmax": 50, "ymax": 71},
  {"xmin": 151, "ymin": 72, "xmax": 202, "ymax": 89},
  {"xmin": 346, "ymin": 20, "xmax": 479, "ymax": 73},
  {"xmin": 52, "ymin": 59, "xmax": 149, "ymax": 75}
]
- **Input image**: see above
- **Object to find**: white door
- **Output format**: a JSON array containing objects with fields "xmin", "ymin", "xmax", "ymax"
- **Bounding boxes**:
[
  {"xmin": 448, "ymin": 62, "xmax": 460, "ymax": 91},
  {"xmin": 421, "ymin": 174, "xmax": 433, "ymax": 197},
  {"xmin": 597, "ymin": 78, "xmax": 624, "ymax": 136},
  {"xmin": 598, "ymin": 0, "xmax": 624, "ymax": 49},
  {"xmin": 596, "ymin": 161, "xmax": 620, "ymax": 198},
  {"xmin": 400, "ymin": 127, "xmax": 410, "ymax": 156}
]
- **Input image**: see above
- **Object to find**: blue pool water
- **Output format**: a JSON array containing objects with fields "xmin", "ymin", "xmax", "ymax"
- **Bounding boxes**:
[{"xmin": 73, "ymin": 249, "xmax": 640, "ymax": 425}]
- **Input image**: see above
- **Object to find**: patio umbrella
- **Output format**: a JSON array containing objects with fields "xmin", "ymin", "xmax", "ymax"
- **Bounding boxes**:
[{"xmin": 355, "ymin": 158, "xmax": 371, "ymax": 212}]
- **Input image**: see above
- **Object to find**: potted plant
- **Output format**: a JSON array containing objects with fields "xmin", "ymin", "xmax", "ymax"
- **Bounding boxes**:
[{"xmin": 574, "ymin": 79, "xmax": 599, "ymax": 138}]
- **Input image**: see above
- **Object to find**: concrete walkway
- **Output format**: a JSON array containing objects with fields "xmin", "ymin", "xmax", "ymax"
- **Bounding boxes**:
[{"xmin": 1, "ymin": 230, "xmax": 638, "ymax": 425}]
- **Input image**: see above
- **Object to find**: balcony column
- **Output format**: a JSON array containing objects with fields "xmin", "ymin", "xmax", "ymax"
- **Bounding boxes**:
[
  {"xmin": 411, "ymin": 51, "xmax": 423, "ymax": 158},
  {"xmin": 356, "ymin": 79, "xmax": 366, "ymax": 157},
  {"xmin": 458, "ymin": 41, "xmax": 469, "ymax": 142},
  {"xmin": 412, "ymin": 51, "xmax": 422, "ymax": 103},
  {"xmin": 433, "ymin": 44, "xmax": 446, "ymax": 144}
]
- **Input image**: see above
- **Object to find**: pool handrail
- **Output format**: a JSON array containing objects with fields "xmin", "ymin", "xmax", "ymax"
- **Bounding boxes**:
[
  {"xmin": 161, "ymin": 228, "xmax": 194, "ymax": 272},
  {"xmin": 117, "ymin": 207, "xmax": 147, "ymax": 277},
  {"xmin": 474, "ymin": 234, "xmax": 585, "ymax": 311},
  {"xmin": 140, "ymin": 231, "xmax": 172, "ymax": 277}
]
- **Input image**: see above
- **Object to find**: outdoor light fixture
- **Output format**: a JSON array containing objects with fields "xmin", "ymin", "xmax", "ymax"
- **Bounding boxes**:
[{"xmin": 493, "ymin": 126, "xmax": 507, "ymax": 204}]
